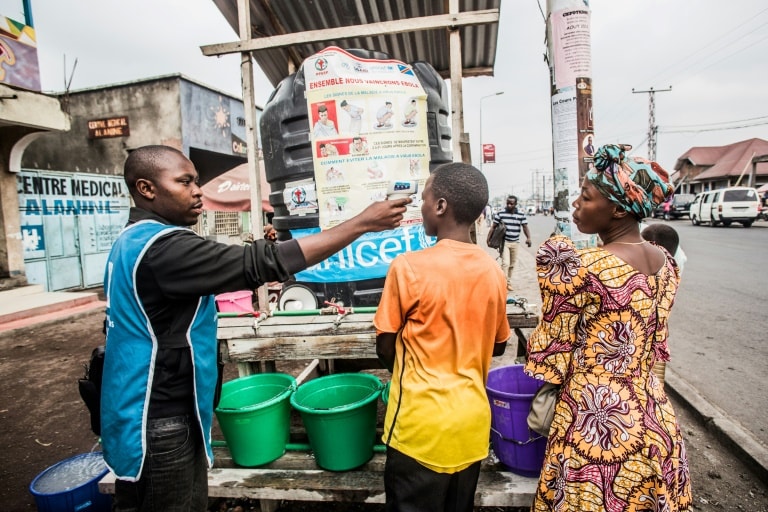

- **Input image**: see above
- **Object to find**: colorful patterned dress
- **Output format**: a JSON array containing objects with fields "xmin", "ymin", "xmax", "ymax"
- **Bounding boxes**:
[{"xmin": 524, "ymin": 236, "xmax": 692, "ymax": 512}]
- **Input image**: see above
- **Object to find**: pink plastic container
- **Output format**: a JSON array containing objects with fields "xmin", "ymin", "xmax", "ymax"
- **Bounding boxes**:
[{"xmin": 215, "ymin": 290, "xmax": 254, "ymax": 313}]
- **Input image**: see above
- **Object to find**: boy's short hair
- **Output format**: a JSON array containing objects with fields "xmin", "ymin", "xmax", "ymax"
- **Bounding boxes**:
[
  {"xmin": 430, "ymin": 163, "xmax": 488, "ymax": 224},
  {"xmin": 642, "ymin": 223, "xmax": 680, "ymax": 255}
]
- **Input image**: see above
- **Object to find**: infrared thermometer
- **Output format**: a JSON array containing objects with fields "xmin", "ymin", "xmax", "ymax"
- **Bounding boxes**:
[{"xmin": 386, "ymin": 180, "xmax": 418, "ymax": 200}]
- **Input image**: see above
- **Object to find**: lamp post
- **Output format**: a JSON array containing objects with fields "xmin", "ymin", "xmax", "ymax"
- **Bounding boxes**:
[{"xmin": 479, "ymin": 91, "xmax": 504, "ymax": 173}]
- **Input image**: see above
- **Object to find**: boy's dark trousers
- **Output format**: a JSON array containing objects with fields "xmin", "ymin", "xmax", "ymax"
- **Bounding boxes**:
[{"xmin": 384, "ymin": 446, "xmax": 481, "ymax": 512}]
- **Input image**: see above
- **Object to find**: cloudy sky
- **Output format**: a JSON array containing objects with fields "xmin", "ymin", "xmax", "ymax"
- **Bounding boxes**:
[{"xmin": 4, "ymin": 0, "xmax": 767, "ymax": 198}]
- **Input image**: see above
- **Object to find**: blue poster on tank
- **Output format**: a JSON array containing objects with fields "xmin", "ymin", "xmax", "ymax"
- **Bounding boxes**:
[{"xmin": 292, "ymin": 224, "xmax": 435, "ymax": 282}]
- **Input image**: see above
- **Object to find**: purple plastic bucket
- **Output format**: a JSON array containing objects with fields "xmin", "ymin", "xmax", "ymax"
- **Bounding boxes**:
[{"xmin": 486, "ymin": 365, "xmax": 547, "ymax": 477}]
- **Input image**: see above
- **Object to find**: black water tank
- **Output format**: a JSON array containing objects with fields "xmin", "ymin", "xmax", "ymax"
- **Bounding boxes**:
[{"xmin": 260, "ymin": 49, "xmax": 452, "ymax": 238}]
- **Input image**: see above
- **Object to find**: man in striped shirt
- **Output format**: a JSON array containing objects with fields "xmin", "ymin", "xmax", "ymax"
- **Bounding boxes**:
[{"xmin": 486, "ymin": 195, "xmax": 531, "ymax": 291}]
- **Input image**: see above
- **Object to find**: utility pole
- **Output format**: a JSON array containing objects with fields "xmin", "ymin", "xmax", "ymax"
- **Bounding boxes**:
[
  {"xmin": 530, "ymin": 168, "xmax": 545, "ymax": 210},
  {"xmin": 632, "ymin": 86, "xmax": 672, "ymax": 161},
  {"xmin": 546, "ymin": 0, "xmax": 595, "ymax": 244}
]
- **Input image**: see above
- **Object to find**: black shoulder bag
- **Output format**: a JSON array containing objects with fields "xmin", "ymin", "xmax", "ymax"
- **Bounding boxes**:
[
  {"xmin": 488, "ymin": 223, "xmax": 506, "ymax": 251},
  {"xmin": 78, "ymin": 345, "xmax": 105, "ymax": 436}
]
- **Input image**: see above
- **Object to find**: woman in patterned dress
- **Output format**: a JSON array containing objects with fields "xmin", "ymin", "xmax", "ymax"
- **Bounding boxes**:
[{"xmin": 524, "ymin": 145, "xmax": 692, "ymax": 511}]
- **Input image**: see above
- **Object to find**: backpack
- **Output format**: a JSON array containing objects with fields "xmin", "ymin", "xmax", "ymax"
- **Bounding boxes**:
[
  {"xmin": 488, "ymin": 223, "xmax": 506, "ymax": 250},
  {"xmin": 78, "ymin": 345, "xmax": 105, "ymax": 436}
]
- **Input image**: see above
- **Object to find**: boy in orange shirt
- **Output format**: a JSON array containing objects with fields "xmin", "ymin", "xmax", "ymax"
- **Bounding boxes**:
[{"xmin": 374, "ymin": 162, "xmax": 510, "ymax": 511}]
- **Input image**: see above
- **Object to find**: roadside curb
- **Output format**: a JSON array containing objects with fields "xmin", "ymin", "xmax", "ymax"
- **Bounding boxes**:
[
  {"xmin": 666, "ymin": 367, "xmax": 768, "ymax": 484},
  {"xmin": 0, "ymin": 301, "xmax": 105, "ymax": 339}
]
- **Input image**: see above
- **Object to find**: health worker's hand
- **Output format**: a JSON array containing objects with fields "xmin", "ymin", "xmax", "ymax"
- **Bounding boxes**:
[
  {"xmin": 295, "ymin": 197, "xmax": 411, "ymax": 268},
  {"xmin": 357, "ymin": 197, "xmax": 411, "ymax": 232}
]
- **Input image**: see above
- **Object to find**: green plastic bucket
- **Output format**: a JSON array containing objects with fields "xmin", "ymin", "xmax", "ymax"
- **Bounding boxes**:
[
  {"xmin": 215, "ymin": 373, "xmax": 296, "ymax": 467},
  {"xmin": 290, "ymin": 373, "xmax": 382, "ymax": 471},
  {"xmin": 381, "ymin": 381, "xmax": 391, "ymax": 406}
]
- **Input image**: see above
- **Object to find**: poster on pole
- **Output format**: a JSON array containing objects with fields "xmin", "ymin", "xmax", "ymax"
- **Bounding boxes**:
[
  {"xmin": 547, "ymin": 1, "xmax": 596, "ymax": 246},
  {"xmin": 576, "ymin": 77, "xmax": 595, "ymax": 176},
  {"xmin": 551, "ymin": 8, "xmax": 592, "ymax": 91},
  {"xmin": 482, "ymin": 144, "xmax": 496, "ymax": 164},
  {"xmin": 303, "ymin": 46, "xmax": 430, "ymax": 230}
]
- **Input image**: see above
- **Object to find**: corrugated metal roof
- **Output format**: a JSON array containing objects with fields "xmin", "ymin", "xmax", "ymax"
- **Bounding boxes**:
[
  {"xmin": 689, "ymin": 138, "xmax": 768, "ymax": 181},
  {"xmin": 210, "ymin": 0, "xmax": 501, "ymax": 87}
]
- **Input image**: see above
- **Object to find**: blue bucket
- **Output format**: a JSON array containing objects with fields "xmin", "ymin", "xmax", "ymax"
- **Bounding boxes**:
[
  {"xmin": 29, "ymin": 452, "xmax": 111, "ymax": 512},
  {"xmin": 486, "ymin": 365, "xmax": 547, "ymax": 477}
]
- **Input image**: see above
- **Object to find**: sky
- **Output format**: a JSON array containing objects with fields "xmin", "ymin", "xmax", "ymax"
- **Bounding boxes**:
[{"xmin": 3, "ymin": 0, "xmax": 768, "ymax": 200}]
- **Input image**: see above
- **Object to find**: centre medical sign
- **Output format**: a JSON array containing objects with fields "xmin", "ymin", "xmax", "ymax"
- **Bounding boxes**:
[{"xmin": 87, "ymin": 116, "xmax": 130, "ymax": 139}]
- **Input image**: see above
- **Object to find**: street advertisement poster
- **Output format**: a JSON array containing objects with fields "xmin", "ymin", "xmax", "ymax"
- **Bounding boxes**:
[
  {"xmin": 482, "ymin": 143, "xmax": 496, "ymax": 164},
  {"xmin": 547, "ymin": 1, "xmax": 596, "ymax": 247},
  {"xmin": 551, "ymin": 7, "xmax": 592, "ymax": 92},
  {"xmin": 551, "ymin": 89, "xmax": 592, "ymax": 246},
  {"xmin": 576, "ymin": 77, "xmax": 595, "ymax": 176},
  {"xmin": 0, "ymin": 15, "xmax": 41, "ymax": 91},
  {"xmin": 294, "ymin": 46, "xmax": 435, "ymax": 283}
]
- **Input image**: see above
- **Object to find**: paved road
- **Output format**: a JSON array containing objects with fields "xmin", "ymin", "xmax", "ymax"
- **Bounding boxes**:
[
  {"xmin": 656, "ymin": 217, "xmax": 768, "ymax": 447},
  {"xmin": 519, "ymin": 214, "xmax": 768, "ymax": 450}
]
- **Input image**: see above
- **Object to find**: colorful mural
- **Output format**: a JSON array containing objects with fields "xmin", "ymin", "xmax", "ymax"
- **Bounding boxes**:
[
  {"xmin": 0, "ymin": 15, "xmax": 40, "ymax": 91},
  {"xmin": 180, "ymin": 81, "xmax": 249, "ymax": 157}
]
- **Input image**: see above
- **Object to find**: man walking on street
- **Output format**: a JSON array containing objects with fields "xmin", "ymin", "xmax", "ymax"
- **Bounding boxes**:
[{"xmin": 487, "ymin": 195, "xmax": 531, "ymax": 292}]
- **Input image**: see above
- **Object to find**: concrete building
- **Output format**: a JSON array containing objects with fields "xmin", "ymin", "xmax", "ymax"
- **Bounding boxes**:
[
  {"xmin": 672, "ymin": 138, "xmax": 768, "ymax": 194},
  {"xmin": 1, "ymin": 10, "xmax": 71, "ymax": 291},
  {"xmin": 15, "ymin": 74, "xmax": 263, "ymax": 291},
  {"xmin": 0, "ymin": 83, "xmax": 71, "ymax": 290}
]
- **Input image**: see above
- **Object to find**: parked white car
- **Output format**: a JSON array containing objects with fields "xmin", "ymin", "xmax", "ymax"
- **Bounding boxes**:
[{"xmin": 689, "ymin": 186, "xmax": 760, "ymax": 227}]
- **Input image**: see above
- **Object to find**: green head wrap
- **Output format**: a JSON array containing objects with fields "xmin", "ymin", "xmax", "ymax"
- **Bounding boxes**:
[{"xmin": 588, "ymin": 144, "xmax": 673, "ymax": 219}]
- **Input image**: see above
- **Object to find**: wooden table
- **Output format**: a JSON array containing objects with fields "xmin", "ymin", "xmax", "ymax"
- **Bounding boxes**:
[
  {"xmin": 100, "ymin": 304, "xmax": 542, "ymax": 510},
  {"xmin": 217, "ymin": 303, "xmax": 540, "ymax": 377}
]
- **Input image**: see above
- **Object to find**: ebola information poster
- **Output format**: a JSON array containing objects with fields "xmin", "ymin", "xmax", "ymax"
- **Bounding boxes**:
[{"xmin": 303, "ymin": 46, "xmax": 430, "ymax": 230}]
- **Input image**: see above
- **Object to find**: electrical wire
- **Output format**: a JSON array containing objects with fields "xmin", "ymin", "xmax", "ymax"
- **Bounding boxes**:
[
  {"xmin": 646, "ymin": 7, "xmax": 768, "ymax": 86},
  {"xmin": 596, "ymin": 8, "xmax": 768, "ymax": 133},
  {"xmin": 664, "ymin": 115, "xmax": 768, "ymax": 130},
  {"xmin": 660, "ymin": 120, "xmax": 768, "ymax": 134},
  {"xmin": 672, "ymin": 31, "xmax": 768, "ymax": 88}
]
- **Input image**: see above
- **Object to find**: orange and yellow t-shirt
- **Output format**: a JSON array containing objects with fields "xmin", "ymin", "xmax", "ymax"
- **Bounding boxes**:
[{"xmin": 374, "ymin": 239, "xmax": 510, "ymax": 472}]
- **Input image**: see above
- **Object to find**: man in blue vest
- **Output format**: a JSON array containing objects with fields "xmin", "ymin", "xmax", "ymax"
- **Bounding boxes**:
[{"xmin": 103, "ymin": 145, "xmax": 409, "ymax": 511}]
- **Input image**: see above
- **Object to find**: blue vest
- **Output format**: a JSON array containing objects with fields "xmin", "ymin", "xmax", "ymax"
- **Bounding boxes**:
[{"xmin": 102, "ymin": 220, "xmax": 218, "ymax": 480}]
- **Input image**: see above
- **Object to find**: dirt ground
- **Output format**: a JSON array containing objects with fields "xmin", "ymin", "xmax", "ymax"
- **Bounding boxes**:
[{"xmin": 2, "ymin": 309, "xmax": 767, "ymax": 511}]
